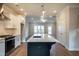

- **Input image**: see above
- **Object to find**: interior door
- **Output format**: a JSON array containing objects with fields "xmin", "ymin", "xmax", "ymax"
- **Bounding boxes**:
[{"xmin": 20, "ymin": 23, "xmax": 24, "ymax": 43}]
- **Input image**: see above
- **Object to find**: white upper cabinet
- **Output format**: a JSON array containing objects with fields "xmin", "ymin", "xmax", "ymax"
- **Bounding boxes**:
[
  {"xmin": 4, "ymin": 14, "xmax": 17, "ymax": 29},
  {"xmin": 3, "ymin": 5, "xmax": 17, "ymax": 28}
]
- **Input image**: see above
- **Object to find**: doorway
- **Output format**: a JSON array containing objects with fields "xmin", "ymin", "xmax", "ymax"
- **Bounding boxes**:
[{"xmin": 20, "ymin": 23, "xmax": 24, "ymax": 43}]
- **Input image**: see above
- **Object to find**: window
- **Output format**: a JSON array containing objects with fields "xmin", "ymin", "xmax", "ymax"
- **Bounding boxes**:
[
  {"xmin": 48, "ymin": 26, "xmax": 52, "ymax": 34},
  {"xmin": 34, "ymin": 26, "xmax": 37, "ymax": 34},
  {"xmin": 34, "ymin": 25, "xmax": 44, "ymax": 34}
]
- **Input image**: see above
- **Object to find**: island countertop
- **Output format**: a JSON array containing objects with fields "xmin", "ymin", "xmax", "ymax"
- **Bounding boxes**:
[{"xmin": 27, "ymin": 34, "xmax": 59, "ymax": 42}]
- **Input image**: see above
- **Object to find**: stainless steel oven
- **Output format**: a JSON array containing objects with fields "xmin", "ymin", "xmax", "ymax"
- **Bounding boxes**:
[{"xmin": 5, "ymin": 36, "xmax": 15, "ymax": 55}]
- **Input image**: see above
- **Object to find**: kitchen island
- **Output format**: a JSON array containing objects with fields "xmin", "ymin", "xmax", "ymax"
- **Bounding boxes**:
[{"xmin": 27, "ymin": 34, "xmax": 59, "ymax": 56}]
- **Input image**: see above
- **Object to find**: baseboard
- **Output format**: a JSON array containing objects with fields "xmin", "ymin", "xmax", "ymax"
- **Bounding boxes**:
[{"xmin": 68, "ymin": 48, "xmax": 79, "ymax": 51}]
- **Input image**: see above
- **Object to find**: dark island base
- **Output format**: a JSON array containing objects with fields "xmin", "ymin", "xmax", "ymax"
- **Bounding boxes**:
[{"xmin": 27, "ymin": 42, "xmax": 56, "ymax": 56}]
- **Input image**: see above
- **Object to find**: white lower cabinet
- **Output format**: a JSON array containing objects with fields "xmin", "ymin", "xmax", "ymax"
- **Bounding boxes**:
[
  {"xmin": 0, "ymin": 39, "xmax": 5, "ymax": 56},
  {"xmin": 15, "ymin": 36, "xmax": 21, "ymax": 48}
]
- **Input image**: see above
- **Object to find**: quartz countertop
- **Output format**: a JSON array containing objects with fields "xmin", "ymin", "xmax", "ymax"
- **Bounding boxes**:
[
  {"xmin": 0, "ymin": 35, "xmax": 15, "ymax": 41},
  {"xmin": 27, "ymin": 34, "xmax": 59, "ymax": 42},
  {"xmin": 0, "ymin": 38, "xmax": 5, "ymax": 41}
]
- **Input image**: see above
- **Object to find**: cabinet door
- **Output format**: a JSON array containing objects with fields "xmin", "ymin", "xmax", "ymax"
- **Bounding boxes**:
[
  {"xmin": 28, "ymin": 43, "xmax": 49, "ymax": 56},
  {"xmin": 15, "ymin": 36, "xmax": 21, "ymax": 48},
  {"xmin": 4, "ymin": 14, "xmax": 16, "ymax": 28},
  {"xmin": 0, "ymin": 40, "xmax": 5, "ymax": 56}
]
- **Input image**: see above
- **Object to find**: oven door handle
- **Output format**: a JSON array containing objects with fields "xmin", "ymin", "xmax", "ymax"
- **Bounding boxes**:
[{"xmin": 6, "ymin": 38, "xmax": 15, "ymax": 41}]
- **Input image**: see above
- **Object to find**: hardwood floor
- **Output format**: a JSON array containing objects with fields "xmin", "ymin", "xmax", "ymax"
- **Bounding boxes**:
[
  {"xmin": 70, "ymin": 51, "xmax": 79, "ymax": 56},
  {"xmin": 9, "ymin": 43, "xmax": 27, "ymax": 56},
  {"xmin": 9, "ymin": 43, "xmax": 79, "ymax": 56}
]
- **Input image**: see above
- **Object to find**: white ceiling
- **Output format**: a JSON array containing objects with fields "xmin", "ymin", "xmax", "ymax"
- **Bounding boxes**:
[
  {"xmin": 6, "ymin": 3, "xmax": 79, "ymax": 16},
  {"xmin": 5, "ymin": 3, "xmax": 79, "ymax": 22},
  {"xmin": 14, "ymin": 3, "xmax": 69, "ymax": 16},
  {"xmin": 26, "ymin": 16, "xmax": 56, "ymax": 23}
]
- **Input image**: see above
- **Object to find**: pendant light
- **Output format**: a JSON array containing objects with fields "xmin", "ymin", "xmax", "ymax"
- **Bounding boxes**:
[{"xmin": 40, "ymin": 4, "xmax": 47, "ymax": 22}]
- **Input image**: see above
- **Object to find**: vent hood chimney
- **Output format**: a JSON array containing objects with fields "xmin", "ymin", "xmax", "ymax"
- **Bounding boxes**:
[{"xmin": 0, "ymin": 3, "xmax": 10, "ymax": 20}]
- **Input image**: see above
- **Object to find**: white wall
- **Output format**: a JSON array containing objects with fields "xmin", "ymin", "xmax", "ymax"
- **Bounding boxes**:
[
  {"xmin": 69, "ymin": 7, "xmax": 79, "ymax": 51},
  {"xmin": 56, "ymin": 5, "xmax": 79, "ymax": 51},
  {"xmin": 56, "ymin": 6, "xmax": 70, "ymax": 49}
]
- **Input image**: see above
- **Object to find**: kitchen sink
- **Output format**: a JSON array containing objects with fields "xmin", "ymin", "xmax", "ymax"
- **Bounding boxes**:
[{"xmin": 33, "ymin": 36, "xmax": 41, "ymax": 38}]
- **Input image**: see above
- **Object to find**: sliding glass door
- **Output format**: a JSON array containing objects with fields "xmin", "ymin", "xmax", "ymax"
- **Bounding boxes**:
[
  {"xmin": 34, "ymin": 24, "xmax": 52, "ymax": 35},
  {"xmin": 34, "ymin": 25, "xmax": 44, "ymax": 34}
]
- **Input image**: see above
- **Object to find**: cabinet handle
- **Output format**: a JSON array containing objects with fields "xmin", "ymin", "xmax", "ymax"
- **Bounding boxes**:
[{"xmin": 38, "ymin": 46, "xmax": 41, "ymax": 48}]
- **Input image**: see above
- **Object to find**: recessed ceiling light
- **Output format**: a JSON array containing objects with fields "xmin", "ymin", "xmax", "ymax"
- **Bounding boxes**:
[
  {"xmin": 20, "ymin": 8, "xmax": 24, "ymax": 11},
  {"xmin": 53, "ymin": 10, "xmax": 57, "ymax": 13}
]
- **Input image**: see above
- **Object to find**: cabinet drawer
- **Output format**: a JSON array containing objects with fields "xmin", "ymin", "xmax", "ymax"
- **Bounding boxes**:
[
  {"xmin": 27, "ymin": 42, "xmax": 50, "ymax": 56},
  {"xmin": 15, "ymin": 36, "xmax": 21, "ymax": 48},
  {"xmin": 27, "ymin": 42, "xmax": 56, "ymax": 56}
]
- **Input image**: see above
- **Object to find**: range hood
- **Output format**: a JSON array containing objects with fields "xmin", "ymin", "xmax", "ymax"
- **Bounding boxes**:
[{"xmin": 0, "ymin": 4, "xmax": 10, "ymax": 20}]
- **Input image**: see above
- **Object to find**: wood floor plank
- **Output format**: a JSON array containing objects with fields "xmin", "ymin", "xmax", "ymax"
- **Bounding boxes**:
[
  {"xmin": 9, "ymin": 43, "xmax": 27, "ymax": 56},
  {"xmin": 70, "ymin": 51, "xmax": 79, "ymax": 56}
]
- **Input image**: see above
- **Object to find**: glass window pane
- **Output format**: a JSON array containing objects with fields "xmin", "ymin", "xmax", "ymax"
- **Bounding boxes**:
[
  {"xmin": 48, "ymin": 26, "xmax": 52, "ymax": 34},
  {"xmin": 38, "ymin": 26, "xmax": 40, "ymax": 29},
  {"xmin": 34, "ymin": 25, "xmax": 44, "ymax": 34},
  {"xmin": 34, "ymin": 25, "xmax": 37, "ymax": 34},
  {"xmin": 41, "ymin": 25, "xmax": 44, "ymax": 34},
  {"xmin": 41, "ymin": 26, "xmax": 44, "ymax": 29},
  {"xmin": 34, "ymin": 26, "xmax": 37, "ymax": 29}
]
